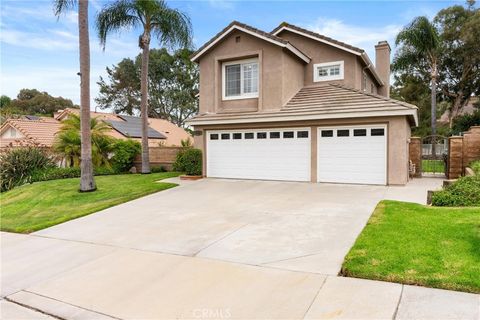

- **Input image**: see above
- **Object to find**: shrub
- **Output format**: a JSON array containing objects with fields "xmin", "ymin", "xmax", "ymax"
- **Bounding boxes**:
[
  {"xmin": 0, "ymin": 146, "xmax": 54, "ymax": 192},
  {"xmin": 432, "ymin": 175, "xmax": 480, "ymax": 206},
  {"xmin": 173, "ymin": 148, "xmax": 202, "ymax": 175},
  {"xmin": 182, "ymin": 148, "xmax": 202, "ymax": 176},
  {"xmin": 151, "ymin": 165, "xmax": 167, "ymax": 173},
  {"xmin": 451, "ymin": 109, "xmax": 480, "ymax": 135},
  {"xmin": 31, "ymin": 167, "xmax": 80, "ymax": 182},
  {"xmin": 110, "ymin": 139, "xmax": 141, "ymax": 173},
  {"xmin": 470, "ymin": 160, "xmax": 480, "ymax": 175}
]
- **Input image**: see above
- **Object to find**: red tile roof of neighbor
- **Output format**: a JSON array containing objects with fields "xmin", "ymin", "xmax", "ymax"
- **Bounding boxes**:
[
  {"xmin": 0, "ymin": 109, "xmax": 191, "ymax": 148},
  {"xmin": 0, "ymin": 117, "xmax": 62, "ymax": 148}
]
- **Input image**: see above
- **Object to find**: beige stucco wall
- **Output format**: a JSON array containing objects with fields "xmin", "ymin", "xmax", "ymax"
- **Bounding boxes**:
[
  {"xmin": 193, "ymin": 115, "xmax": 412, "ymax": 185},
  {"xmin": 282, "ymin": 51, "xmax": 305, "ymax": 106},
  {"xmin": 198, "ymin": 30, "xmax": 306, "ymax": 114},
  {"xmin": 276, "ymin": 30, "xmax": 380, "ymax": 93}
]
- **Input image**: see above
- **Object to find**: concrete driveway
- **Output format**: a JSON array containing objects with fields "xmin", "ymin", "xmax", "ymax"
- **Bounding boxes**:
[
  {"xmin": 34, "ymin": 178, "xmax": 399, "ymax": 274},
  {"xmin": 3, "ymin": 177, "xmax": 478, "ymax": 319}
]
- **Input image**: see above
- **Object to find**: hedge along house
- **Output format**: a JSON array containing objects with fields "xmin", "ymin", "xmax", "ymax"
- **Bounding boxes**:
[{"xmin": 187, "ymin": 21, "xmax": 418, "ymax": 185}]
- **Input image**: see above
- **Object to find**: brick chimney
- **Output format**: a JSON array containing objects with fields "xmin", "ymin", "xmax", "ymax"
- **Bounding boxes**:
[{"xmin": 375, "ymin": 41, "xmax": 391, "ymax": 97}]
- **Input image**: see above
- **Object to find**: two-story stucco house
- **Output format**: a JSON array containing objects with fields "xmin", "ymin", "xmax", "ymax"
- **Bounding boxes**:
[{"xmin": 187, "ymin": 21, "xmax": 418, "ymax": 185}]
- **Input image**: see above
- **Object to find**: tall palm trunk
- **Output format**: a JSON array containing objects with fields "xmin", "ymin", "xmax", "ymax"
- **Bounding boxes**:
[
  {"xmin": 78, "ymin": 0, "xmax": 96, "ymax": 191},
  {"xmin": 140, "ymin": 32, "xmax": 151, "ymax": 174},
  {"xmin": 431, "ymin": 63, "xmax": 437, "ymax": 157}
]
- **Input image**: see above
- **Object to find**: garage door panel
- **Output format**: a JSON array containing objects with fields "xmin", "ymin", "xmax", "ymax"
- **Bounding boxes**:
[
  {"xmin": 317, "ymin": 126, "xmax": 387, "ymax": 185},
  {"xmin": 207, "ymin": 128, "xmax": 311, "ymax": 182}
]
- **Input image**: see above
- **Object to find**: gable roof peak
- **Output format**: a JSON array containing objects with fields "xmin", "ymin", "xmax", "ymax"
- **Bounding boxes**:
[
  {"xmin": 191, "ymin": 20, "xmax": 310, "ymax": 63},
  {"xmin": 271, "ymin": 22, "xmax": 364, "ymax": 54}
]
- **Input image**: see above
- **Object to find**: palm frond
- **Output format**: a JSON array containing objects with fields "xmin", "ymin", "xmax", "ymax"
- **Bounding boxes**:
[
  {"xmin": 96, "ymin": 0, "xmax": 140, "ymax": 49},
  {"xmin": 396, "ymin": 16, "xmax": 440, "ymax": 55},
  {"xmin": 150, "ymin": 0, "xmax": 193, "ymax": 49},
  {"xmin": 53, "ymin": 0, "xmax": 76, "ymax": 17}
]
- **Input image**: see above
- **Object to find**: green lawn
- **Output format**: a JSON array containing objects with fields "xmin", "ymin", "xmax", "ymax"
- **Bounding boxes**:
[
  {"xmin": 341, "ymin": 200, "xmax": 480, "ymax": 293},
  {"xmin": 422, "ymin": 159, "xmax": 445, "ymax": 173},
  {"xmin": 0, "ymin": 172, "xmax": 180, "ymax": 233}
]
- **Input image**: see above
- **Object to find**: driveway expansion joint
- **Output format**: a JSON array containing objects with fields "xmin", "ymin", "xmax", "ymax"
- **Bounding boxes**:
[
  {"xmin": 392, "ymin": 284, "xmax": 405, "ymax": 319},
  {"xmin": 5, "ymin": 295, "xmax": 64, "ymax": 320}
]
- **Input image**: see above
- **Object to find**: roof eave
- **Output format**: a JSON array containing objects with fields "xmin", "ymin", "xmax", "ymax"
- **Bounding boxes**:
[
  {"xmin": 186, "ymin": 109, "xmax": 418, "ymax": 127},
  {"xmin": 191, "ymin": 24, "xmax": 310, "ymax": 64}
]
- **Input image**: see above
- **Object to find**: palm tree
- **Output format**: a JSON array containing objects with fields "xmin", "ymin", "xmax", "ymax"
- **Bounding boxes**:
[
  {"xmin": 54, "ymin": 0, "xmax": 96, "ymax": 191},
  {"xmin": 393, "ymin": 16, "xmax": 441, "ymax": 139},
  {"xmin": 54, "ymin": 114, "xmax": 114, "ymax": 168},
  {"xmin": 96, "ymin": 0, "xmax": 192, "ymax": 173}
]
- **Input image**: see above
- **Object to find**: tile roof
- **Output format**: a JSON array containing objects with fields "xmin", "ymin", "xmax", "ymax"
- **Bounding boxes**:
[
  {"xmin": 186, "ymin": 84, "xmax": 418, "ymax": 126},
  {"xmin": 56, "ymin": 108, "xmax": 191, "ymax": 146},
  {"xmin": 2, "ymin": 109, "xmax": 191, "ymax": 148},
  {"xmin": 1, "ymin": 117, "xmax": 62, "ymax": 147}
]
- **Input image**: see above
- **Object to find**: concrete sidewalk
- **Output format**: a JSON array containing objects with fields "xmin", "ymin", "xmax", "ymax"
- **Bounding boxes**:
[{"xmin": 2, "ymin": 233, "xmax": 479, "ymax": 320}]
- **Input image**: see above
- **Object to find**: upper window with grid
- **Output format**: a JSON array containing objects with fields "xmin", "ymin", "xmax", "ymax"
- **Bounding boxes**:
[
  {"xmin": 223, "ymin": 59, "xmax": 259, "ymax": 100},
  {"xmin": 313, "ymin": 61, "xmax": 344, "ymax": 82}
]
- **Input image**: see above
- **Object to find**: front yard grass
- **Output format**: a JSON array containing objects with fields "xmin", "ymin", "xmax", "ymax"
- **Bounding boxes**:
[
  {"xmin": 341, "ymin": 200, "xmax": 480, "ymax": 293},
  {"xmin": 0, "ymin": 172, "xmax": 180, "ymax": 233},
  {"xmin": 422, "ymin": 159, "xmax": 445, "ymax": 173}
]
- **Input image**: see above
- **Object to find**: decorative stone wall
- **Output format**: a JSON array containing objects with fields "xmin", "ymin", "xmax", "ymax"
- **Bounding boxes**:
[
  {"xmin": 447, "ymin": 137, "xmax": 464, "ymax": 179},
  {"xmin": 409, "ymin": 137, "xmax": 422, "ymax": 177},
  {"xmin": 447, "ymin": 126, "xmax": 480, "ymax": 179},
  {"xmin": 463, "ymin": 126, "xmax": 480, "ymax": 168},
  {"xmin": 133, "ymin": 146, "xmax": 183, "ymax": 171}
]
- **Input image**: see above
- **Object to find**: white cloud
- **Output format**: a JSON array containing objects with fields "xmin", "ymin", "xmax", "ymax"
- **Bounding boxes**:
[
  {"xmin": 306, "ymin": 18, "xmax": 402, "ymax": 59},
  {"xmin": 0, "ymin": 28, "xmax": 78, "ymax": 51}
]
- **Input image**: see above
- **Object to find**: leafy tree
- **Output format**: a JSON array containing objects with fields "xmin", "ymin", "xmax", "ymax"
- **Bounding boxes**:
[
  {"xmin": 391, "ymin": 74, "xmax": 450, "ymax": 137},
  {"xmin": 393, "ymin": 16, "xmax": 441, "ymax": 137},
  {"xmin": 8, "ymin": 89, "xmax": 77, "ymax": 115},
  {"xmin": 54, "ymin": 114, "xmax": 114, "ymax": 168},
  {"xmin": 96, "ymin": 0, "xmax": 192, "ymax": 174},
  {"xmin": 96, "ymin": 48, "xmax": 198, "ymax": 127},
  {"xmin": 435, "ymin": 1, "xmax": 480, "ymax": 126},
  {"xmin": 451, "ymin": 109, "xmax": 480, "ymax": 134},
  {"xmin": 0, "ymin": 95, "xmax": 11, "ymax": 108},
  {"xmin": 54, "ymin": 0, "xmax": 96, "ymax": 192}
]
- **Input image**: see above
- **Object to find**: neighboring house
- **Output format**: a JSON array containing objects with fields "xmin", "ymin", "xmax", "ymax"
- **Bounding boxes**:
[
  {"xmin": 55, "ymin": 108, "xmax": 191, "ymax": 147},
  {"xmin": 0, "ymin": 116, "xmax": 61, "ymax": 149},
  {"xmin": 0, "ymin": 109, "xmax": 191, "ymax": 150},
  {"xmin": 187, "ymin": 21, "xmax": 418, "ymax": 185}
]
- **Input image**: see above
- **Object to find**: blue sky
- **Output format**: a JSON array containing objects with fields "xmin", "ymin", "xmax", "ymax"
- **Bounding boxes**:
[{"xmin": 0, "ymin": 0, "xmax": 462, "ymax": 109}]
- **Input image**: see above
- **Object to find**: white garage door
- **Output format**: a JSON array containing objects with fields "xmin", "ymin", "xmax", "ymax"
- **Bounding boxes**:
[
  {"xmin": 206, "ymin": 128, "xmax": 311, "ymax": 181},
  {"xmin": 317, "ymin": 125, "xmax": 387, "ymax": 185}
]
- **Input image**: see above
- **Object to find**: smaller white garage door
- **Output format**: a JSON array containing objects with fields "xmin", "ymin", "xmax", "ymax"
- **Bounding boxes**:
[
  {"xmin": 207, "ymin": 128, "xmax": 311, "ymax": 181},
  {"xmin": 317, "ymin": 125, "xmax": 387, "ymax": 185}
]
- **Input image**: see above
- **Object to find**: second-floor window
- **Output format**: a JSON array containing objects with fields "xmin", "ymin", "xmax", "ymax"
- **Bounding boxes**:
[
  {"xmin": 313, "ymin": 61, "xmax": 344, "ymax": 82},
  {"xmin": 222, "ymin": 58, "xmax": 259, "ymax": 100}
]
